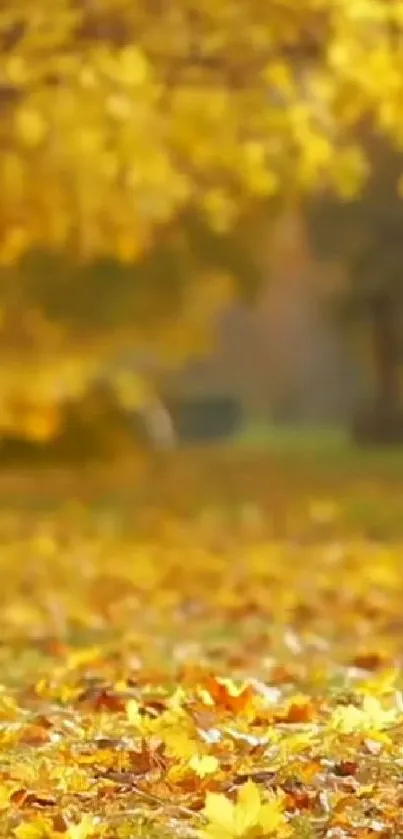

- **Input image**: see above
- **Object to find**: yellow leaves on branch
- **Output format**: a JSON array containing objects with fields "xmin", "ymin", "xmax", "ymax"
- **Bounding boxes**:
[
  {"xmin": 100, "ymin": 46, "xmax": 150, "ymax": 88},
  {"xmin": 1, "ymin": 0, "xmax": 403, "ymax": 259},
  {"xmin": 15, "ymin": 108, "xmax": 48, "ymax": 148},
  {"xmin": 201, "ymin": 780, "xmax": 291, "ymax": 839}
]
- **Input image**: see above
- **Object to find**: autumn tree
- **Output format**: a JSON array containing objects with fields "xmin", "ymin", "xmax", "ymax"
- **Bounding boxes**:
[{"xmin": 1, "ymin": 0, "xmax": 403, "ymax": 441}]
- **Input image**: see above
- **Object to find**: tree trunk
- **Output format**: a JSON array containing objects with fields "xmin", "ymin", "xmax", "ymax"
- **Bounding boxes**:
[
  {"xmin": 353, "ymin": 295, "xmax": 403, "ymax": 444},
  {"xmin": 371, "ymin": 295, "xmax": 401, "ymax": 416}
]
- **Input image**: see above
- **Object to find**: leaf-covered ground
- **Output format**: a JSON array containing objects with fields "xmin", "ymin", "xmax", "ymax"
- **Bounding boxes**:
[{"xmin": 2, "ymin": 450, "xmax": 403, "ymax": 839}]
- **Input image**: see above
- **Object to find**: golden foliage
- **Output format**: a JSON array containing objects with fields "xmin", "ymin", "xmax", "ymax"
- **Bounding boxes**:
[
  {"xmin": 0, "ymin": 453, "xmax": 402, "ymax": 836},
  {"xmin": 2, "ymin": 1, "xmax": 403, "ymax": 431},
  {"xmin": 202, "ymin": 781, "xmax": 290, "ymax": 839},
  {"xmin": 0, "ymin": 0, "xmax": 402, "ymax": 261}
]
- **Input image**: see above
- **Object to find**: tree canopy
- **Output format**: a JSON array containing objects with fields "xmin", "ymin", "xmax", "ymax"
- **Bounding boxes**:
[
  {"xmin": 1, "ymin": 0, "xmax": 403, "ymax": 439},
  {"xmin": 2, "ymin": 0, "xmax": 403, "ymax": 261}
]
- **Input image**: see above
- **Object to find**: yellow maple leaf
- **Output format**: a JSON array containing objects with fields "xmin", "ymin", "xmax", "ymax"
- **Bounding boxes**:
[
  {"xmin": 0, "ymin": 783, "xmax": 16, "ymax": 809},
  {"xmin": 200, "ymin": 780, "xmax": 290, "ymax": 839},
  {"xmin": 202, "ymin": 792, "xmax": 235, "ymax": 839},
  {"xmin": 188, "ymin": 755, "xmax": 219, "ymax": 777},
  {"xmin": 331, "ymin": 695, "xmax": 397, "ymax": 734},
  {"xmin": 14, "ymin": 818, "xmax": 51, "ymax": 839},
  {"xmin": 358, "ymin": 667, "xmax": 399, "ymax": 698},
  {"xmin": 65, "ymin": 815, "xmax": 97, "ymax": 839},
  {"xmin": 14, "ymin": 814, "xmax": 97, "ymax": 839},
  {"xmin": 164, "ymin": 729, "xmax": 198, "ymax": 759}
]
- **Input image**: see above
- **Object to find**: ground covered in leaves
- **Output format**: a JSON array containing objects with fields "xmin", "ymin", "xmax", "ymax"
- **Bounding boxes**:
[{"xmin": 2, "ymin": 451, "xmax": 403, "ymax": 839}]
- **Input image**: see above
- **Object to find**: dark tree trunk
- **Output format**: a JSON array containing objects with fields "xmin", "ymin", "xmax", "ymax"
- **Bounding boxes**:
[
  {"xmin": 353, "ymin": 294, "xmax": 403, "ymax": 444},
  {"xmin": 372, "ymin": 295, "xmax": 401, "ymax": 414}
]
